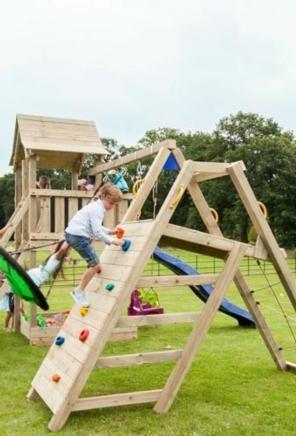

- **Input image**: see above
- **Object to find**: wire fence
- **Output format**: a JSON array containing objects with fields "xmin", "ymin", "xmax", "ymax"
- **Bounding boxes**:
[{"xmin": 42, "ymin": 249, "xmax": 296, "ymax": 292}]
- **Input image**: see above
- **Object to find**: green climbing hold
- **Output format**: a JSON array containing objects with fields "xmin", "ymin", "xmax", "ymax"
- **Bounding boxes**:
[{"xmin": 105, "ymin": 283, "xmax": 115, "ymax": 291}]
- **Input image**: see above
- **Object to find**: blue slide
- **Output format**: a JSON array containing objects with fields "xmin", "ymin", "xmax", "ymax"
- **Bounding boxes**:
[{"xmin": 153, "ymin": 247, "xmax": 255, "ymax": 328}]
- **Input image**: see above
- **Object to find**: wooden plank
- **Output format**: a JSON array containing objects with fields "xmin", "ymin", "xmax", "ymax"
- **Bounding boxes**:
[
  {"xmin": 117, "ymin": 199, "xmax": 129, "ymax": 222},
  {"xmin": 68, "ymin": 198, "xmax": 78, "ymax": 221},
  {"xmin": 39, "ymin": 197, "xmax": 51, "ymax": 232},
  {"xmin": 163, "ymin": 223, "xmax": 263, "ymax": 259},
  {"xmin": 136, "ymin": 274, "xmax": 218, "ymax": 287},
  {"xmin": 122, "ymin": 147, "xmax": 171, "ymax": 222},
  {"xmin": 55, "ymin": 198, "xmax": 65, "ymax": 233},
  {"xmin": 30, "ymin": 188, "xmax": 133, "ymax": 200},
  {"xmin": 108, "ymin": 326, "xmax": 138, "ymax": 342},
  {"xmin": 30, "ymin": 232, "xmax": 63, "ymax": 240},
  {"xmin": 193, "ymin": 171, "xmax": 228, "ymax": 183},
  {"xmin": 154, "ymin": 243, "xmax": 246, "ymax": 413},
  {"xmin": 72, "ymin": 390, "xmax": 162, "ymax": 412},
  {"xmin": 89, "ymin": 140, "xmax": 176, "ymax": 175},
  {"xmin": 95, "ymin": 349, "xmax": 182, "ymax": 368},
  {"xmin": 117, "ymin": 312, "xmax": 200, "ymax": 327},
  {"xmin": 101, "ymin": 250, "xmax": 144, "ymax": 267},
  {"xmin": 228, "ymin": 163, "xmax": 296, "ymax": 310},
  {"xmin": 286, "ymin": 362, "xmax": 296, "ymax": 372},
  {"xmin": 192, "ymin": 160, "xmax": 245, "ymax": 174}
]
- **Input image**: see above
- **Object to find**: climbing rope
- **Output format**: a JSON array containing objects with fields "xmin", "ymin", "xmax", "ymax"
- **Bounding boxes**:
[
  {"xmin": 254, "ymin": 259, "xmax": 296, "ymax": 346},
  {"xmin": 152, "ymin": 180, "xmax": 158, "ymax": 219},
  {"xmin": 8, "ymin": 241, "xmax": 58, "ymax": 256}
]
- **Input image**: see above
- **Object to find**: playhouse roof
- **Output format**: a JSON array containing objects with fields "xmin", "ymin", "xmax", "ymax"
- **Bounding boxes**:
[{"xmin": 10, "ymin": 114, "xmax": 108, "ymax": 170}]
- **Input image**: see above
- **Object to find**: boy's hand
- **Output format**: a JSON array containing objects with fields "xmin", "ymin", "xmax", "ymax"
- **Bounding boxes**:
[{"xmin": 111, "ymin": 238, "xmax": 125, "ymax": 247}]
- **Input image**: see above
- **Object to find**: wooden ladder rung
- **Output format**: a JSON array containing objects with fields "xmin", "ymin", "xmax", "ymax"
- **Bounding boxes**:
[
  {"xmin": 95, "ymin": 349, "xmax": 182, "ymax": 368},
  {"xmin": 117, "ymin": 312, "xmax": 199, "ymax": 327},
  {"xmin": 72, "ymin": 389, "xmax": 163, "ymax": 411}
]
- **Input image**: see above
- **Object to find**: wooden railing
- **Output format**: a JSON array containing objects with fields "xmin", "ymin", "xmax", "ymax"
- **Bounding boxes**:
[{"xmin": 17, "ymin": 189, "xmax": 132, "ymax": 242}]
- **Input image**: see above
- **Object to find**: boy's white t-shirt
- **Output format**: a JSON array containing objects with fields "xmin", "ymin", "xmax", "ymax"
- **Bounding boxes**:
[
  {"xmin": 65, "ymin": 199, "xmax": 113, "ymax": 244},
  {"xmin": 27, "ymin": 255, "xmax": 60, "ymax": 287}
]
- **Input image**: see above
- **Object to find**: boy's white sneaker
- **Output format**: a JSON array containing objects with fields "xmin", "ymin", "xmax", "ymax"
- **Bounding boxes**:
[{"xmin": 71, "ymin": 289, "xmax": 90, "ymax": 307}]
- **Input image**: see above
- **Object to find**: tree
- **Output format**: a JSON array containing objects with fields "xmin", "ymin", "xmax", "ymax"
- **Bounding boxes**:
[
  {"xmin": 203, "ymin": 112, "xmax": 296, "ymax": 247},
  {"xmin": 0, "ymin": 173, "xmax": 15, "ymax": 228}
]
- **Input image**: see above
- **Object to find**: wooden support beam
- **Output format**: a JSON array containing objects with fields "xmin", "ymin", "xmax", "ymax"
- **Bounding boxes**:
[
  {"xmin": 30, "ymin": 232, "xmax": 63, "ymax": 240},
  {"xmin": 136, "ymin": 274, "xmax": 217, "ymax": 288},
  {"xmin": 154, "ymin": 243, "xmax": 246, "ymax": 414},
  {"xmin": 28, "ymin": 156, "xmax": 38, "ymax": 234},
  {"xmin": 95, "ymin": 349, "xmax": 182, "ymax": 368},
  {"xmin": 117, "ymin": 312, "xmax": 200, "ymax": 327},
  {"xmin": 192, "ymin": 160, "xmax": 245, "ymax": 174},
  {"xmin": 286, "ymin": 362, "xmax": 296, "ymax": 372},
  {"xmin": 121, "ymin": 146, "xmax": 171, "ymax": 222},
  {"xmin": 162, "ymin": 223, "xmax": 268, "ymax": 260},
  {"xmin": 72, "ymin": 390, "xmax": 162, "ymax": 412},
  {"xmin": 22, "ymin": 159, "xmax": 29, "ymax": 241},
  {"xmin": 193, "ymin": 171, "xmax": 228, "ymax": 183},
  {"xmin": 228, "ymin": 163, "xmax": 296, "ymax": 310},
  {"xmin": 88, "ymin": 140, "xmax": 176, "ymax": 175},
  {"xmin": 0, "ymin": 196, "xmax": 30, "ymax": 245}
]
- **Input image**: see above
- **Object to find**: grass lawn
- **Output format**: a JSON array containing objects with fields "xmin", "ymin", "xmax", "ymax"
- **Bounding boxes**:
[{"xmin": 0, "ymin": 249, "xmax": 296, "ymax": 435}]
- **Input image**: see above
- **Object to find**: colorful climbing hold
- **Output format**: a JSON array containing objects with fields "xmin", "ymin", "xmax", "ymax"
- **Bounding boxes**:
[
  {"xmin": 116, "ymin": 227, "xmax": 125, "ymax": 239},
  {"xmin": 55, "ymin": 336, "xmax": 65, "ymax": 346},
  {"xmin": 105, "ymin": 283, "xmax": 115, "ymax": 291},
  {"xmin": 80, "ymin": 307, "xmax": 89, "ymax": 316},
  {"xmin": 122, "ymin": 239, "xmax": 131, "ymax": 252},
  {"xmin": 52, "ymin": 374, "xmax": 61, "ymax": 382},
  {"xmin": 79, "ymin": 329, "xmax": 89, "ymax": 342}
]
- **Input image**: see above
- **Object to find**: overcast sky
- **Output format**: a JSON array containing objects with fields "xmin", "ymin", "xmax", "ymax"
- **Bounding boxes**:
[{"xmin": 1, "ymin": 0, "xmax": 296, "ymax": 175}]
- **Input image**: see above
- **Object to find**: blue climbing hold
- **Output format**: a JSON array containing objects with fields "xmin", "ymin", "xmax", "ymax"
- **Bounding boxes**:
[
  {"xmin": 122, "ymin": 239, "xmax": 131, "ymax": 252},
  {"xmin": 55, "ymin": 336, "xmax": 65, "ymax": 346}
]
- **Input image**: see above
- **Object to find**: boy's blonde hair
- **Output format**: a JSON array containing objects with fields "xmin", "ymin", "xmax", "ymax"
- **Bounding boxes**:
[{"xmin": 98, "ymin": 182, "xmax": 123, "ymax": 203}]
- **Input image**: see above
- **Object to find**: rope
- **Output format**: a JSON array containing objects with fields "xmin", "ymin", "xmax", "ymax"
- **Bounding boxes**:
[
  {"xmin": 45, "ymin": 279, "xmax": 56, "ymax": 299},
  {"xmin": 251, "ymin": 281, "xmax": 281, "ymax": 293},
  {"xmin": 8, "ymin": 241, "xmax": 58, "ymax": 256},
  {"xmin": 256, "ymin": 259, "xmax": 296, "ymax": 344},
  {"xmin": 152, "ymin": 180, "xmax": 158, "ymax": 219}
]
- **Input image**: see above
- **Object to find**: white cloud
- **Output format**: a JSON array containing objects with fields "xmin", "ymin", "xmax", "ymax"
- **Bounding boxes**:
[{"xmin": 1, "ymin": 0, "xmax": 296, "ymax": 174}]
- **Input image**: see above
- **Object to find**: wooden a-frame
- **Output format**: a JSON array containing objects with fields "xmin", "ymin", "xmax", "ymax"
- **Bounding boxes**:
[{"xmin": 27, "ymin": 144, "xmax": 296, "ymax": 431}]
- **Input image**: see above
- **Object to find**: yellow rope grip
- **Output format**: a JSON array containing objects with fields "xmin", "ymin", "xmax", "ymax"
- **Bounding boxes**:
[
  {"xmin": 169, "ymin": 184, "xmax": 185, "ymax": 209},
  {"xmin": 209, "ymin": 207, "xmax": 219, "ymax": 223},
  {"xmin": 257, "ymin": 201, "xmax": 268, "ymax": 219},
  {"xmin": 132, "ymin": 179, "xmax": 145, "ymax": 198}
]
